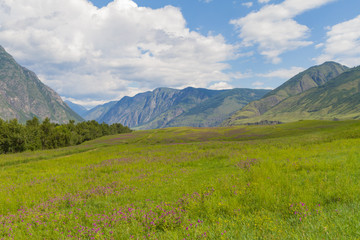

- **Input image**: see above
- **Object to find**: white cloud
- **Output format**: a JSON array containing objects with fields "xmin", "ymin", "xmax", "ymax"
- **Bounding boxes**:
[
  {"xmin": 315, "ymin": 15, "xmax": 360, "ymax": 67},
  {"xmin": 209, "ymin": 82, "xmax": 234, "ymax": 90},
  {"xmin": 258, "ymin": 66, "xmax": 305, "ymax": 79},
  {"xmin": 315, "ymin": 43, "xmax": 324, "ymax": 49},
  {"xmin": 251, "ymin": 81, "xmax": 273, "ymax": 89},
  {"xmin": 252, "ymin": 81, "xmax": 264, "ymax": 87},
  {"xmin": 230, "ymin": 0, "xmax": 334, "ymax": 63},
  {"xmin": 228, "ymin": 71, "xmax": 253, "ymax": 79},
  {"xmin": 242, "ymin": 2, "xmax": 253, "ymax": 8},
  {"xmin": 0, "ymin": 0, "xmax": 237, "ymax": 106},
  {"xmin": 258, "ymin": 0, "xmax": 270, "ymax": 3}
]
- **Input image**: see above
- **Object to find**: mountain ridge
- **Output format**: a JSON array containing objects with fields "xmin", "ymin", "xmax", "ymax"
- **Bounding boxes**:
[
  {"xmin": 223, "ymin": 61, "xmax": 349, "ymax": 126},
  {"xmin": 0, "ymin": 45, "xmax": 83, "ymax": 123},
  {"xmin": 99, "ymin": 87, "xmax": 224, "ymax": 128},
  {"xmin": 253, "ymin": 65, "xmax": 360, "ymax": 122},
  {"xmin": 74, "ymin": 87, "xmax": 270, "ymax": 129}
]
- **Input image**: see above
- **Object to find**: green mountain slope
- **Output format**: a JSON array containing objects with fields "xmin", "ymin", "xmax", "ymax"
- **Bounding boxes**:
[
  {"xmin": 0, "ymin": 46, "xmax": 83, "ymax": 123},
  {"xmin": 254, "ymin": 65, "xmax": 360, "ymax": 121},
  {"xmin": 223, "ymin": 62, "xmax": 348, "ymax": 126}
]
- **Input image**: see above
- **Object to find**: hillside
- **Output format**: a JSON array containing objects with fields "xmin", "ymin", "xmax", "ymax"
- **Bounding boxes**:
[
  {"xmin": 223, "ymin": 62, "xmax": 348, "ymax": 126},
  {"xmin": 252, "ymin": 65, "xmax": 360, "ymax": 121},
  {"xmin": 0, "ymin": 46, "xmax": 83, "ymax": 123},
  {"xmin": 98, "ymin": 87, "xmax": 269, "ymax": 129}
]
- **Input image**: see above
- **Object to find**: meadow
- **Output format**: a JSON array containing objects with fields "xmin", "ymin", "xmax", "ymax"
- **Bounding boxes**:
[{"xmin": 1, "ymin": 120, "xmax": 360, "ymax": 239}]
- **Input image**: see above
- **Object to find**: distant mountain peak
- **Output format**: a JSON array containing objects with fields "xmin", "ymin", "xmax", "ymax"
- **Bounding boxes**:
[{"xmin": 64, "ymin": 100, "xmax": 88, "ymax": 117}]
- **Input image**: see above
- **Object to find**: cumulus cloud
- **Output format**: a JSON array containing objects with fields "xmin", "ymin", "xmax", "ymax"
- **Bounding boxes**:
[
  {"xmin": 258, "ymin": 66, "xmax": 305, "ymax": 79},
  {"xmin": 258, "ymin": 0, "xmax": 271, "ymax": 3},
  {"xmin": 315, "ymin": 15, "xmax": 360, "ymax": 67},
  {"xmin": 0, "ymin": 0, "xmax": 237, "ymax": 107},
  {"xmin": 230, "ymin": 0, "xmax": 334, "ymax": 63}
]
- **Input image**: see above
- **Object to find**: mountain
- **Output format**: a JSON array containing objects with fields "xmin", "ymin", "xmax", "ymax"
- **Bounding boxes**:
[
  {"xmin": 83, "ymin": 101, "xmax": 117, "ymax": 121},
  {"xmin": 97, "ymin": 87, "xmax": 270, "ymax": 129},
  {"xmin": 251, "ymin": 65, "xmax": 360, "ymax": 122},
  {"xmin": 153, "ymin": 88, "xmax": 269, "ymax": 128},
  {"xmin": 64, "ymin": 100, "xmax": 88, "ymax": 117},
  {"xmin": 223, "ymin": 62, "xmax": 349, "ymax": 126},
  {"xmin": 99, "ymin": 87, "xmax": 220, "ymax": 127},
  {"xmin": 0, "ymin": 46, "xmax": 83, "ymax": 123}
]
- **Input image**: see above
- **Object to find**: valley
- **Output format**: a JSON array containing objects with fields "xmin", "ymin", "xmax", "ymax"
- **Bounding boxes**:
[
  {"xmin": 1, "ymin": 120, "xmax": 359, "ymax": 239},
  {"xmin": 0, "ymin": 1, "xmax": 359, "ymax": 239}
]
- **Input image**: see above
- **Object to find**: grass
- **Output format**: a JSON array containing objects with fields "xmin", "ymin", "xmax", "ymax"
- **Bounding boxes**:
[{"xmin": 1, "ymin": 120, "xmax": 360, "ymax": 239}]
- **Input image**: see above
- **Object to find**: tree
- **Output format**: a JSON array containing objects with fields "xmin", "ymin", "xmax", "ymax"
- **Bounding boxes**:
[
  {"xmin": 25, "ymin": 117, "xmax": 42, "ymax": 150},
  {"xmin": 40, "ymin": 117, "xmax": 55, "ymax": 149},
  {"xmin": 7, "ymin": 119, "xmax": 25, "ymax": 153}
]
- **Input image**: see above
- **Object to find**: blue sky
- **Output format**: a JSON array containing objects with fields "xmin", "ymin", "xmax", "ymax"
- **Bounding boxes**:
[{"xmin": 0, "ymin": 0, "xmax": 359, "ymax": 107}]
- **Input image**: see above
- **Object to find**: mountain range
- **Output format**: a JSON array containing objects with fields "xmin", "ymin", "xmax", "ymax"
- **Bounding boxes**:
[
  {"xmin": 223, "ymin": 62, "xmax": 360, "ymax": 125},
  {"xmin": 2, "ymin": 43, "xmax": 360, "ymax": 128},
  {"xmin": 0, "ymin": 46, "xmax": 83, "ymax": 123},
  {"xmin": 74, "ymin": 87, "xmax": 269, "ymax": 129},
  {"xmin": 70, "ymin": 61, "xmax": 360, "ymax": 129}
]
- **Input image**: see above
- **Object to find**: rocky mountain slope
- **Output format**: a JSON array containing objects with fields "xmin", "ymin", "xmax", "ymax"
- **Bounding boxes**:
[
  {"xmin": 90, "ymin": 87, "xmax": 269, "ymax": 129},
  {"xmin": 99, "ymin": 87, "xmax": 222, "ymax": 127},
  {"xmin": 0, "ymin": 46, "xmax": 83, "ymax": 123}
]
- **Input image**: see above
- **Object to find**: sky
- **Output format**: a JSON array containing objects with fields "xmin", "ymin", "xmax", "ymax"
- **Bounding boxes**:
[{"xmin": 0, "ymin": 0, "xmax": 359, "ymax": 108}]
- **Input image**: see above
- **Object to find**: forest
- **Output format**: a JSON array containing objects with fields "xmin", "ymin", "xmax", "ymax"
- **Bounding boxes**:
[{"xmin": 0, "ymin": 117, "xmax": 131, "ymax": 154}]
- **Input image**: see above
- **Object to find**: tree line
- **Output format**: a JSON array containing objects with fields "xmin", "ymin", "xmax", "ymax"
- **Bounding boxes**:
[{"xmin": 0, "ymin": 117, "xmax": 131, "ymax": 154}]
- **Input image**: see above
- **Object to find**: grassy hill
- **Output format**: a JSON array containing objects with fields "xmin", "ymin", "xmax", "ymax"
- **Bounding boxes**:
[
  {"xmin": 223, "ymin": 62, "xmax": 348, "ymax": 126},
  {"xmin": 1, "ymin": 120, "xmax": 360, "ymax": 239}
]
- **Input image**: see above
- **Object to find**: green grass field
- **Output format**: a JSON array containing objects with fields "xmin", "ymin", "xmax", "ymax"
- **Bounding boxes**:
[{"xmin": 1, "ymin": 120, "xmax": 360, "ymax": 239}]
